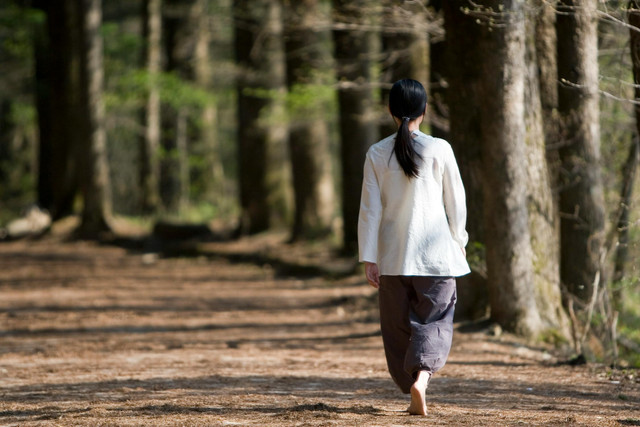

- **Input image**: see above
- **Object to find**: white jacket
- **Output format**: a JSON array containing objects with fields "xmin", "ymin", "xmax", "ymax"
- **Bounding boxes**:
[{"xmin": 358, "ymin": 131, "xmax": 471, "ymax": 277}]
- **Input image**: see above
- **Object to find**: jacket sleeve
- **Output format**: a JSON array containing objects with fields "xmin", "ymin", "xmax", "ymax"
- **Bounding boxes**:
[
  {"xmin": 442, "ymin": 143, "xmax": 469, "ymax": 249},
  {"xmin": 358, "ymin": 151, "xmax": 382, "ymax": 263}
]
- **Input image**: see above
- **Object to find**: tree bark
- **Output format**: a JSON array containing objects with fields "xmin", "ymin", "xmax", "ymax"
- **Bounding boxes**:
[
  {"xmin": 235, "ymin": 0, "xmax": 290, "ymax": 234},
  {"xmin": 556, "ymin": 0, "xmax": 605, "ymax": 302},
  {"xmin": 333, "ymin": 0, "xmax": 379, "ymax": 253},
  {"xmin": 477, "ymin": 0, "xmax": 543, "ymax": 337},
  {"xmin": 161, "ymin": 0, "xmax": 195, "ymax": 213},
  {"xmin": 193, "ymin": 0, "xmax": 225, "ymax": 209},
  {"xmin": 524, "ymin": 8, "xmax": 569, "ymax": 335},
  {"xmin": 535, "ymin": 0, "xmax": 559, "ymax": 157},
  {"xmin": 77, "ymin": 0, "xmax": 113, "ymax": 236},
  {"xmin": 284, "ymin": 0, "xmax": 336, "ymax": 241},
  {"xmin": 139, "ymin": 0, "xmax": 162, "ymax": 214},
  {"xmin": 429, "ymin": 2, "xmax": 448, "ymax": 140},
  {"xmin": 379, "ymin": 0, "xmax": 429, "ymax": 137},
  {"xmin": 443, "ymin": 0, "xmax": 485, "ymax": 244},
  {"xmin": 617, "ymin": 1, "xmax": 640, "ymax": 290},
  {"xmin": 34, "ymin": 0, "xmax": 81, "ymax": 219}
]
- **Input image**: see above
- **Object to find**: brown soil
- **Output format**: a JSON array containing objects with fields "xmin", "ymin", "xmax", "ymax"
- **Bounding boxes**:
[{"xmin": 1, "ymin": 227, "xmax": 639, "ymax": 426}]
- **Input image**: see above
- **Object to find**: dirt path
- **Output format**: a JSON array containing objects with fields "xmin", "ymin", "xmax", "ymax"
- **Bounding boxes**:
[{"xmin": 1, "ymin": 235, "xmax": 638, "ymax": 426}]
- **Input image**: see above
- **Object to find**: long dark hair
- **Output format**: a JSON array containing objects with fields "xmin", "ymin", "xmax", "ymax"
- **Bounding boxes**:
[{"xmin": 388, "ymin": 79, "xmax": 427, "ymax": 178}]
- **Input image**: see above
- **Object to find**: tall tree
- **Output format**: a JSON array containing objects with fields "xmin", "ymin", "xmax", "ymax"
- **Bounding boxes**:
[
  {"xmin": 284, "ymin": 0, "xmax": 336, "ymax": 241},
  {"xmin": 379, "ymin": 0, "xmax": 429, "ymax": 137},
  {"xmin": 428, "ymin": 1, "xmax": 449, "ymax": 140},
  {"xmin": 556, "ymin": 0, "xmax": 605, "ymax": 302},
  {"xmin": 139, "ymin": 0, "xmax": 162, "ymax": 214},
  {"xmin": 476, "ymin": 0, "xmax": 543, "ymax": 336},
  {"xmin": 193, "ymin": 0, "xmax": 225, "ymax": 209},
  {"xmin": 534, "ymin": 0, "xmax": 559, "ymax": 172},
  {"xmin": 333, "ymin": 0, "xmax": 379, "ymax": 252},
  {"xmin": 76, "ymin": 0, "xmax": 112, "ymax": 236},
  {"xmin": 162, "ymin": 0, "xmax": 195, "ymax": 213},
  {"xmin": 234, "ymin": 0, "xmax": 290, "ymax": 234},
  {"xmin": 617, "ymin": 1, "xmax": 640, "ymax": 289},
  {"xmin": 444, "ymin": 1, "xmax": 567, "ymax": 338},
  {"xmin": 443, "ymin": 0, "xmax": 486, "ymax": 244},
  {"xmin": 34, "ymin": 0, "xmax": 81, "ymax": 220},
  {"xmin": 524, "ymin": 6, "xmax": 568, "ymax": 334}
]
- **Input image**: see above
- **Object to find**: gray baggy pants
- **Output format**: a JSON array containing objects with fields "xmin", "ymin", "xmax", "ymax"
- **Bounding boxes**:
[{"xmin": 378, "ymin": 275, "xmax": 457, "ymax": 394}]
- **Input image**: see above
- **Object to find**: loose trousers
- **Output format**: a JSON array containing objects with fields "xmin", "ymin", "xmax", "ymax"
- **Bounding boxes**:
[{"xmin": 378, "ymin": 275, "xmax": 457, "ymax": 394}]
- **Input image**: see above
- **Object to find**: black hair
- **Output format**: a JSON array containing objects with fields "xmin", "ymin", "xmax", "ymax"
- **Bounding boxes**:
[{"xmin": 388, "ymin": 79, "xmax": 427, "ymax": 178}]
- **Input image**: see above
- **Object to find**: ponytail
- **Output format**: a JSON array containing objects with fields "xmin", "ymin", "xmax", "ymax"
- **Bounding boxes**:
[
  {"xmin": 394, "ymin": 116, "xmax": 421, "ymax": 178},
  {"xmin": 388, "ymin": 79, "xmax": 427, "ymax": 179}
]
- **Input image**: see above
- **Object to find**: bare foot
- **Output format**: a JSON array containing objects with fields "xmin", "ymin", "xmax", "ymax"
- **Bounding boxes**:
[{"xmin": 407, "ymin": 370, "xmax": 430, "ymax": 416}]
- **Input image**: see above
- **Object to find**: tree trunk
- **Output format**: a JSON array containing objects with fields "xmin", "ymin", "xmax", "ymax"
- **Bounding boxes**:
[
  {"xmin": 379, "ymin": 0, "xmax": 429, "ymax": 137},
  {"xmin": 613, "ymin": 137, "xmax": 639, "ymax": 288},
  {"xmin": 443, "ymin": 0, "xmax": 485, "ymax": 244},
  {"xmin": 176, "ymin": 107, "xmax": 190, "ymax": 213},
  {"xmin": 556, "ymin": 0, "xmax": 605, "ymax": 302},
  {"xmin": 161, "ymin": 0, "xmax": 195, "ymax": 213},
  {"xmin": 235, "ymin": 0, "xmax": 290, "ymax": 234},
  {"xmin": 333, "ymin": 0, "xmax": 379, "ymax": 253},
  {"xmin": 193, "ymin": 0, "xmax": 225, "ymax": 209},
  {"xmin": 477, "ymin": 0, "xmax": 543, "ymax": 337},
  {"xmin": 535, "ymin": 0, "xmax": 560, "ymax": 180},
  {"xmin": 617, "ymin": 1, "xmax": 640, "ymax": 291},
  {"xmin": 34, "ymin": 0, "xmax": 81, "ymax": 219},
  {"xmin": 284, "ymin": 0, "xmax": 336, "ymax": 241},
  {"xmin": 429, "ymin": 2, "xmax": 448, "ymax": 140},
  {"xmin": 77, "ymin": 0, "xmax": 113, "ymax": 236},
  {"xmin": 139, "ymin": 0, "xmax": 162, "ymax": 214},
  {"xmin": 524, "ymin": 9, "xmax": 569, "ymax": 335}
]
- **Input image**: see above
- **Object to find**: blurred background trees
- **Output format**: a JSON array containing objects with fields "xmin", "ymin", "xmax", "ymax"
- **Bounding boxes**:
[{"xmin": 1, "ymin": 0, "xmax": 639, "ymax": 364}]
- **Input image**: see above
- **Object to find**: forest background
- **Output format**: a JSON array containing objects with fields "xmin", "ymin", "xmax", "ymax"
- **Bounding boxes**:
[{"xmin": 0, "ymin": 0, "xmax": 639, "ymax": 367}]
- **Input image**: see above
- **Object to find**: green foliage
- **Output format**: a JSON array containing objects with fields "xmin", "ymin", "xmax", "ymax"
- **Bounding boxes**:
[
  {"xmin": 465, "ymin": 241, "xmax": 486, "ymax": 273},
  {"xmin": 102, "ymin": 22, "xmax": 141, "ymax": 74},
  {"xmin": 538, "ymin": 328, "xmax": 569, "ymax": 347},
  {"xmin": 0, "ymin": 4, "xmax": 43, "ymax": 62},
  {"xmin": 105, "ymin": 69, "xmax": 215, "ymax": 114},
  {"xmin": 618, "ymin": 278, "xmax": 640, "ymax": 366},
  {"xmin": 286, "ymin": 81, "xmax": 336, "ymax": 122}
]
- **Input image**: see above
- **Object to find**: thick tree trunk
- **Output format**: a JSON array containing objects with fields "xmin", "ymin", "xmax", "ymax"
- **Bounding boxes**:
[
  {"xmin": 77, "ymin": 0, "xmax": 113, "ymax": 236},
  {"xmin": 284, "ymin": 0, "xmax": 336, "ymax": 241},
  {"xmin": 161, "ymin": 0, "xmax": 196, "ymax": 213},
  {"xmin": 34, "ymin": 0, "xmax": 81, "ymax": 219},
  {"xmin": 429, "ymin": 2, "xmax": 448, "ymax": 140},
  {"xmin": 443, "ymin": 0, "xmax": 485, "ymax": 244},
  {"xmin": 477, "ymin": 0, "xmax": 543, "ymax": 337},
  {"xmin": 235, "ymin": 0, "xmax": 290, "ymax": 234},
  {"xmin": 535, "ymin": 0, "xmax": 559, "ymax": 155},
  {"xmin": 139, "ymin": 0, "xmax": 162, "ymax": 214},
  {"xmin": 524, "ymin": 10, "xmax": 569, "ymax": 335},
  {"xmin": 556, "ymin": 0, "xmax": 605, "ymax": 302},
  {"xmin": 379, "ymin": 0, "xmax": 429, "ymax": 137},
  {"xmin": 333, "ymin": 0, "xmax": 379, "ymax": 252},
  {"xmin": 193, "ymin": 0, "xmax": 225, "ymax": 208},
  {"xmin": 617, "ymin": 2, "xmax": 640, "ymax": 290}
]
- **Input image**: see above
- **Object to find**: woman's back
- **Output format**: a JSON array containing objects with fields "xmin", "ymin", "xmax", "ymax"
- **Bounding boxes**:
[{"xmin": 359, "ymin": 130, "xmax": 470, "ymax": 277}]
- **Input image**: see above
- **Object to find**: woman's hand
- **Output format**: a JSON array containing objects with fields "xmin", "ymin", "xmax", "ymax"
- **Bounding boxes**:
[{"xmin": 365, "ymin": 262, "xmax": 380, "ymax": 289}]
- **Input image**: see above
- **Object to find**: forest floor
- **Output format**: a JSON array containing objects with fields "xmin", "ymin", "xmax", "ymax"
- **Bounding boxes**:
[{"xmin": 1, "ymin": 219, "xmax": 639, "ymax": 426}]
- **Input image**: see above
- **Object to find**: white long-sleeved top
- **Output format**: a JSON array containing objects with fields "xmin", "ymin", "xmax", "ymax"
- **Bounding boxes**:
[{"xmin": 358, "ymin": 131, "xmax": 471, "ymax": 277}]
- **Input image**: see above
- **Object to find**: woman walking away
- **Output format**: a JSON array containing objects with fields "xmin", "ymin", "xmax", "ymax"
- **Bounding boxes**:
[{"xmin": 358, "ymin": 79, "xmax": 470, "ymax": 416}]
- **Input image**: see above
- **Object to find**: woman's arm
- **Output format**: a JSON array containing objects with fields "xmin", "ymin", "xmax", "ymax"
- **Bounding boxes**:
[
  {"xmin": 358, "ymin": 152, "xmax": 382, "ymax": 276},
  {"xmin": 442, "ymin": 144, "xmax": 469, "ymax": 251}
]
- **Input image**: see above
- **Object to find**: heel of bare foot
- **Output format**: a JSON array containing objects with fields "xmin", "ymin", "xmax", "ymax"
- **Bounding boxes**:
[{"xmin": 407, "ymin": 371, "xmax": 430, "ymax": 416}]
